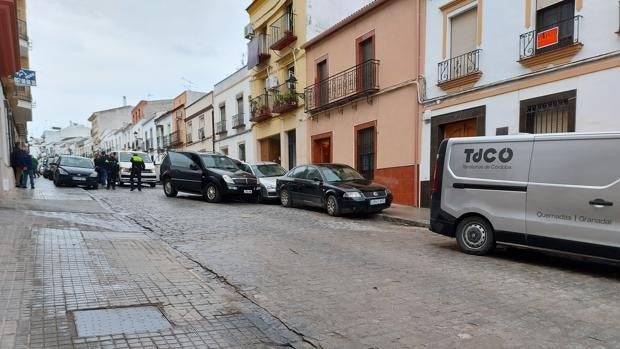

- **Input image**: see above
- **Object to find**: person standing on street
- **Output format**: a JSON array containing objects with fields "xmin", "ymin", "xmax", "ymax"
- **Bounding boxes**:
[
  {"xmin": 106, "ymin": 152, "xmax": 119, "ymax": 190},
  {"xmin": 95, "ymin": 151, "xmax": 108, "ymax": 189},
  {"xmin": 10, "ymin": 143, "xmax": 23, "ymax": 188},
  {"xmin": 20, "ymin": 150, "xmax": 34, "ymax": 189},
  {"xmin": 129, "ymin": 153, "xmax": 145, "ymax": 192},
  {"xmin": 32, "ymin": 156, "xmax": 39, "ymax": 178}
]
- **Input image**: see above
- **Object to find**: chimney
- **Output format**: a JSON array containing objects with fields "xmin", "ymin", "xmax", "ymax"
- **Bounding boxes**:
[{"xmin": 122, "ymin": 96, "xmax": 127, "ymax": 106}]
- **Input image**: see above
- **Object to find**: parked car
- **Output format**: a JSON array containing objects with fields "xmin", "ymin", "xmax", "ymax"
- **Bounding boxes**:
[
  {"xmin": 52, "ymin": 155, "xmax": 98, "ymax": 189},
  {"xmin": 160, "ymin": 151, "xmax": 260, "ymax": 203},
  {"xmin": 430, "ymin": 132, "xmax": 619, "ymax": 260},
  {"xmin": 239, "ymin": 161, "xmax": 287, "ymax": 202},
  {"xmin": 114, "ymin": 151, "xmax": 157, "ymax": 187},
  {"xmin": 276, "ymin": 164, "xmax": 393, "ymax": 216},
  {"xmin": 44, "ymin": 156, "xmax": 59, "ymax": 179}
]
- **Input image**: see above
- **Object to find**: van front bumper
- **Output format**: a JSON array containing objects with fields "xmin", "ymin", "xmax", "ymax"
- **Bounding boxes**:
[{"xmin": 119, "ymin": 173, "xmax": 157, "ymax": 183}]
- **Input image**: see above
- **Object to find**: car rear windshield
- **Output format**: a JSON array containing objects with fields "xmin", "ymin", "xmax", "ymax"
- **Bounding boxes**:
[
  {"xmin": 60, "ymin": 157, "xmax": 94, "ymax": 169},
  {"xmin": 200, "ymin": 155, "xmax": 239, "ymax": 170},
  {"xmin": 118, "ymin": 152, "xmax": 153, "ymax": 163},
  {"xmin": 318, "ymin": 165, "xmax": 365, "ymax": 182},
  {"xmin": 251, "ymin": 164, "xmax": 286, "ymax": 178}
]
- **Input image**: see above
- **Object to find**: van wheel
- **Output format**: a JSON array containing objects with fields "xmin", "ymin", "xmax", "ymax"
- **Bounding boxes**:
[
  {"xmin": 456, "ymin": 216, "xmax": 495, "ymax": 255},
  {"xmin": 204, "ymin": 183, "xmax": 221, "ymax": 203},
  {"xmin": 163, "ymin": 178, "xmax": 177, "ymax": 197}
]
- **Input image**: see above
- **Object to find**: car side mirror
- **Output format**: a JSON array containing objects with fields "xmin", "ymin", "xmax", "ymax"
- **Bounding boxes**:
[
  {"xmin": 190, "ymin": 163, "xmax": 199, "ymax": 171},
  {"xmin": 313, "ymin": 177, "xmax": 322, "ymax": 183}
]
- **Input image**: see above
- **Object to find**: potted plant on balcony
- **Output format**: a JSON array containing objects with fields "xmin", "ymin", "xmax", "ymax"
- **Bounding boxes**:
[
  {"xmin": 273, "ymin": 91, "xmax": 298, "ymax": 114},
  {"xmin": 251, "ymin": 98, "xmax": 271, "ymax": 120}
]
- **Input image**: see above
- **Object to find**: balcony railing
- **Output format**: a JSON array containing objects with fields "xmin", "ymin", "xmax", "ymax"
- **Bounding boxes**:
[
  {"xmin": 270, "ymin": 11, "xmax": 296, "ymax": 50},
  {"xmin": 169, "ymin": 131, "xmax": 183, "ymax": 147},
  {"xmin": 232, "ymin": 113, "xmax": 245, "ymax": 129},
  {"xmin": 519, "ymin": 15, "xmax": 582, "ymax": 60},
  {"xmin": 437, "ymin": 49, "xmax": 481, "ymax": 85},
  {"xmin": 272, "ymin": 82, "xmax": 299, "ymax": 114},
  {"xmin": 304, "ymin": 59, "xmax": 380, "ymax": 114},
  {"xmin": 216, "ymin": 120, "xmax": 227, "ymax": 135},
  {"xmin": 250, "ymin": 93, "xmax": 273, "ymax": 122},
  {"xmin": 258, "ymin": 34, "xmax": 271, "ymax": 62},
  {"xmin": 14, "ymin": 86, "xmax": 31, "ymax": 101},
  {"xmin": 198, "ymin": 127, "xmax": 206, "ymax": 140},
  {"xmin": 186, "ymin": 133, "xmax": 193, "ymax": 144},
  {"xmin": 17, "ymin": 19, "xmax": 27, "ymax": 40}
]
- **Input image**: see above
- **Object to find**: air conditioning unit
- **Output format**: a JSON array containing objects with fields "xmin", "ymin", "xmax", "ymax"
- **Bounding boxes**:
[
  {"xmin": 244, "ymin": 23, "xmax": 255, "ymax": 39},
  {"xmin": 266, "ymin": 75, "xmax": 279, "ymax": 90}
]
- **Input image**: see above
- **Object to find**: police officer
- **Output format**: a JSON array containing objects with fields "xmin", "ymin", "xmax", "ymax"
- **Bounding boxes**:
[
  {"xmin": 105, "ymin": 152, "xmax": 120, "ymax": 190},
  {"xmin": 129, "ymin": 153, "xmax": 145, "ymax": 192}
]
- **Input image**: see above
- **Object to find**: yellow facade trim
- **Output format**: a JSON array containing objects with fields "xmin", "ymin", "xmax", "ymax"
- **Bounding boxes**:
[
  {"xmin": 437, "ymin": 72, "xmax": 482, "ymax": 90},
  {"xmin": 518, "ymin": 43, "xmax": 583, "ymax": 68},
  {"xmin": 477, "ymin": 0, "xmax": 483, "ymax": 45},
  {"xmin": 429, "ymin": 55, "xmax": 619, "ymax": 111},
  {"xmin": 576, "ymin": 0, "xmax": 583, "ymax": 11}
]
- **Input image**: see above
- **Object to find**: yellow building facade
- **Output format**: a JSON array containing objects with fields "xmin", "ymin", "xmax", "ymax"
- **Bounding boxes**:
[{"xmin": 246, "ymin": 0, "xmax": 308, "ymax": 170}]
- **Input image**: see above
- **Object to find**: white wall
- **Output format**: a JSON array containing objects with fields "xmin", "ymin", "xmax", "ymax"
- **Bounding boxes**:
[
  {"xmin": 425, "ymin": 0, "xmax": 620, "ymax": 100},
  {"xmin": 306, "ymin": 0, "xmax": 374, "ymax": 40},
  {"xmin": 91, "ymin": 106, "xmax": 133, "ymax": 142},
  {"xmin": 213, "ymin": 68, "xmax": 254, "ymax": 162}
]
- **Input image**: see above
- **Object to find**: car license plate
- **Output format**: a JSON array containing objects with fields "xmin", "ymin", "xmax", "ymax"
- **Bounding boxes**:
[
  {"xmin": 73, "ymin": 176, "xmax": 86, "ymax": 181},
  {"xmin": 370, "ymin": 198, "xmax": 386, "ymax": 205},
  {"xmin": 243, "ymin": 190, "xmax": 253, "ymax": 194}
]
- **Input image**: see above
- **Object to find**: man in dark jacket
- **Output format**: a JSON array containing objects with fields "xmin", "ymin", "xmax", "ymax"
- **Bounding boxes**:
[
  {"xmin": 20, "ymin": 150, "xmax": 34, "ymax": 189},
  {"xmin": 95, "ymin": 151, "xmax": 108, "ymax": 188},
  {"xmin": 10, "ymin": 143, "xmax": 23, "ymax": 187},
  {"xmin": 105, "ymin": 152, "xmax": 120, "ymax": 190},
  {"xmin": 129, "ymin": 153, "xmax": 145, "ymax": 192}
]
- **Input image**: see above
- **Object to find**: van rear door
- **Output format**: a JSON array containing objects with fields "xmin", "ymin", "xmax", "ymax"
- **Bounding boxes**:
[{"xmin": 526, "ymin": 135, "xmax": 620, "ymax": 258}]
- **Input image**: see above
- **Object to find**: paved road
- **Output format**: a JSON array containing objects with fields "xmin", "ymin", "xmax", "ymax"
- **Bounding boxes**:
[{"xmin": 90, "ymin": 184, "xmax": 620, "ymax": 349}]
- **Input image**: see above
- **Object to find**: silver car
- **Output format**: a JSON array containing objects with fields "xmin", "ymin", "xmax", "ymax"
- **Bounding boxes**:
[{"xmin": 239, "ymin": 161, "xmax": 287, "ymax": 202}]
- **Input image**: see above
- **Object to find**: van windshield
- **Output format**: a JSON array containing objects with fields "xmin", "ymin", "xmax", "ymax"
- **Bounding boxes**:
[{"xmin": 118, "ymin": 152, "xmax": 153, "ymax": 163}]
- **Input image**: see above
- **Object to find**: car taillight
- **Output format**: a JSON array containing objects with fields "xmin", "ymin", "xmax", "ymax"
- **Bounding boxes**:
[{"xmin": 432, "ymin": 159, "xmax": 440, "ymax": 193}]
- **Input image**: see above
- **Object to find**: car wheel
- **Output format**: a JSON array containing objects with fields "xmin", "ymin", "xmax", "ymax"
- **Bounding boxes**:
[
  {"xmin": 326, "ymin": 195, "xmax": 341, "ymax": 217},
  {"xmin": 280, "ymin": 189, "xmax": 293, "ymax": 207},
  {"xmin": 150, "ymin": 183, "xmax": 156, "ymax": 188},
  {"xmin": 456, "ymin": 216, "xmax": 495, "ymax": 255},
  {"xmin": 203, "ymin": 183, "xmax": 221, "ymax": 203},
  {"xmin": 163, "ymin": 178, "xmax": 178, "ymax": 198}
]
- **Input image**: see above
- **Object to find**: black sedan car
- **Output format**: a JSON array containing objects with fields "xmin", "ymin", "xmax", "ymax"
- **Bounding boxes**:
[
  {"xmin": 52, "ymin": 155, "xmax": 98, "ymax": 189},
  {"xmin": 276, "ymin": 164, "xmax": 392, "ymax": 216},
  {"xmin": 160, "ymin": 151, "xmax": 260, "ymax": 203}
]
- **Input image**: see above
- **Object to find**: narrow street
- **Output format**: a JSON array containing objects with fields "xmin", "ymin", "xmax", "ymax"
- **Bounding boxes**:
[{"xmin": 2, "ymin": 180, "xmax": 617, "ymax": 348}]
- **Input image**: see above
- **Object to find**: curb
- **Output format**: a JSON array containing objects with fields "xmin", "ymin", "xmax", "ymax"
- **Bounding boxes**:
[{"xmin": 376, "ymin": 213, "xmax": 430, "ymax": 228}]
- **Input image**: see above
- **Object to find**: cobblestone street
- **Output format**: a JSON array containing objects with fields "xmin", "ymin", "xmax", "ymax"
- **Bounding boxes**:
[{"xmin": 1, "ymin": 180, "xmax": 620, "ymax": 348}]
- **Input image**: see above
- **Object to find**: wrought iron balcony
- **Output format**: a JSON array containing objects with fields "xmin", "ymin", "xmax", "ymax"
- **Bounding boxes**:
[
  {"xmin": 17, "ymin": 19, "xmax": 27, "ymax": 40},
  {"xmin": 232, "ymin": 113, "xmax": 245, "ymax": 129},
  {"xmin": 169, "ymin": 131, "xmax": 183, "ymax": 147},
  {"xmin": 269, "ymin": 11, "xmax": 296, "ymax": 50},
  {"xmin": 304, "ymin": 59, "xmax": 380, "ymax": 114},
  {"xmin": 437, "ymin": 49, "xmax": 481, "ymax": 85},
  {"xmin": 519, "ymin": 15, "xmax": 582, "ymax": 60},
  {"xmin": 14, "ymin": 86, "xmax": 31, "ymax": 101},
  {"xmin": 272, "ymin": 82, "xmax": 299, "ymax": 114},
  {"xmin": 250, "ymin": 93, "xmax": 273, "ymax": 122},
  {"xmin": 216, "ymin": 120, "xmax": 227, "ymax": 135}
]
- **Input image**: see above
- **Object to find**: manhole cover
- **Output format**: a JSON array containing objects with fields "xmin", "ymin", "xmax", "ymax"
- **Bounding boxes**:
[{"xmin": 72, "ymin": 306, "xmax": 171, "ymax": 337}]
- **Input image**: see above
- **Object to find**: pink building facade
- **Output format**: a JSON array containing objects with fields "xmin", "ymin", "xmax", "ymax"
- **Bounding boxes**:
[{"xmin": 302, "ymin": 0, "xmax": 425, "ymax": 206}]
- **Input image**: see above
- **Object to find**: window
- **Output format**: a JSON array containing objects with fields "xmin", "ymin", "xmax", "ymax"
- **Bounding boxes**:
[
  {"xmin": 286, "ymin": 65, "xmax": 295, "ymax": 90},
  {"xmin": 220, "ymin": 105, "xmax": 226, "ymax": 122},
  {"xmin": 168, "ymin": 152, "xmax": 195, "ymax": 170},
  {"xmin": 198, "ymin": 115, "xmax": 205, "ymax": 140},
  {"xmin": 187, "ymin": 121, "xmax": 193, "ymax": 143},
  {"xmin": 176, "ymin": 110, "xmax": 183, "ymax": 119},
  {"xmin": 520, "ymin": 90, "xmax": 576, "ymax": 134},
  {"xmin": 237, "ymin": 96, "xmax": 244, "ymax": 114},
  {"xmin": 304, "ymin": 167, "xmax": 321, "ymax": 181},
  {"xmin": 316, "ymin": 60, "xmax": 328, "ymax": 106},
  {"xmin": 356, "ymin": 126, "xmax": 375, "ymax": 179},
  {"xmin": 290, "ymin": 166, "xmax": 307, "ymax": 179},
  {"xmin": 536, "ymin": 0, "xmax": 575, "ymax": 53},
  {"xmin": 450, "ymin": 7, "xmax": 477, "ymax": 57},
  {"xmin": 238, "ymin": 143, "xmax": 246, "ymax": 162}
]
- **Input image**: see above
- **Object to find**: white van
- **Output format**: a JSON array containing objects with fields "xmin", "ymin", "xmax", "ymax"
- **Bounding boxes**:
[
  {"xmin": 112, "ymin": 151, "xmax": 157, "ymax": 187},
  {"xmin": 430, "ymin": 132, "xmax": 619, "ymax": 261}
]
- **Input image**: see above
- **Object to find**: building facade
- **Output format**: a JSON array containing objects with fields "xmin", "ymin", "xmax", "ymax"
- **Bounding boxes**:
[
  {"xmin": 213, "ymin": 67, "xmax": 254, "ymax": 162},
  {"xmin": 420, "ymin": 0, "xmax": 620, "ymax": 206},
  {"xmin": 302, "ymin": 0, "xmax": 424, "ymax": 206},
  {"xmin": 170, "ymin": 90, "xmax": 206, "ymax": 150},
  {"xmin": 184, "ymin": 92, "xmax": 215, "ymax": 153},
  {"xmin": 88, "ymin": 105, "xmax": 133, "ymax": 150}
]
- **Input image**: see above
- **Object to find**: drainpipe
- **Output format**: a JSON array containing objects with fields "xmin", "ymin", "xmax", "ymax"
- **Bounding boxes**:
[{"xmin": 211, "ymin": 108, "xmax": 215, "ymax": 152}]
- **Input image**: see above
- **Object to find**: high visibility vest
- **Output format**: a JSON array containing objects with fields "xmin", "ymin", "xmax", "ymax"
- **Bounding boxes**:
[{"xmin": 131, "ymin": 155, "xmax": 143, "ymax": 163}]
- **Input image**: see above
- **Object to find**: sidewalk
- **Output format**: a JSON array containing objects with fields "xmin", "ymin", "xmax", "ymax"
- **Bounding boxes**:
[
  {"xmin": 377, "ymin": 204, "xmax": 430, "ymax": 228},
  {"xmin": 0, "ymin": 179, "xmax": 304, "ymax": 348}
]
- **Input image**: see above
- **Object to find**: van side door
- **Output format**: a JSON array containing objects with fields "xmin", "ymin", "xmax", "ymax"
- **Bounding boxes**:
[{"xmin": 526, "ymin": 136, "xmax": 620, "ymax": 258}]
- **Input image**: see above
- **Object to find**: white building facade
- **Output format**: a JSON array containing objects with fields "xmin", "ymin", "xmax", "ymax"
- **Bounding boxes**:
[
  {"xmin": 185, "ymin": 92, "xmax": 214, "ymax": 153},
  {"xmin": 213, "ymin": 67, "xmax": 254, "ymax": 162},
  {"xmin": 88, "ymin": 106, "xmax": 133, "ymax": 151},
  {"xmin": 419, "ymin": 0, "xmax": 620, "ymax": 207}
]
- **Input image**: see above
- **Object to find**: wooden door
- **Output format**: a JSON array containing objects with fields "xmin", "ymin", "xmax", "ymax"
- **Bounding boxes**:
[
  {"xmin": 312, "ymin": 137, "xmax": 332, "ymax": 163},
  {"xmin": 443, "ymin": 118, "xmax": 477, "ymax": 139}
]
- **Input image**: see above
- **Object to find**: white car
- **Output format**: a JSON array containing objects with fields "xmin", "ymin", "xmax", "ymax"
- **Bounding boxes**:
[
  {"xmin": 239, "ymin": 161, "xmax": 287, "ymax": 202},
  {"xmin": 112, "ymin": 151, "xmax": 157, "ymax": 187}
]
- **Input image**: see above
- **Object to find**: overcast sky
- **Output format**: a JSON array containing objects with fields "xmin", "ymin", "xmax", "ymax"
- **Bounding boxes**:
[{"xmin": 28, "ymin": 1, "xmax": 249, "ymax": 137}]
